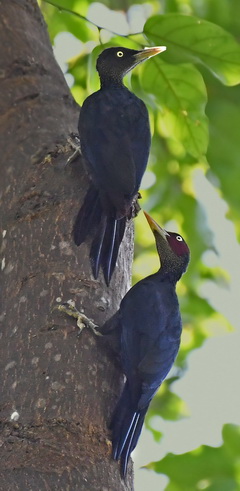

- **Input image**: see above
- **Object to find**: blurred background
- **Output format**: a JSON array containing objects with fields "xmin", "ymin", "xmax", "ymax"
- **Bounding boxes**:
[{"xmin": 39, "ymin": 0, "xmax": 240, "ymax": 489}]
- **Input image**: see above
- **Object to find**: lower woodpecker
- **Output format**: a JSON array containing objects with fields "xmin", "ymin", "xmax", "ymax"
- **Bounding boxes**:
[{"xmin": 104, "ymin": 211, "xmax": 190, "ymax": 477}]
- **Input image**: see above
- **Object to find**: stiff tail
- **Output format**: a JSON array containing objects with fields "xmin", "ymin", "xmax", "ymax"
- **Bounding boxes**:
[
  {"xmin": 73, "ymin": 185, "xmax": 126, "ymax": 285},
  {"xmin": 73, "ymin": 185, "xmax": 101, "ymax": 246},
  {"xmin": 100, "ymin": 216, "xmax": 126, "ymax": 285},
  {"xmin": 110, "ymin": 382, "xmax": 148, "ymax": 478}
]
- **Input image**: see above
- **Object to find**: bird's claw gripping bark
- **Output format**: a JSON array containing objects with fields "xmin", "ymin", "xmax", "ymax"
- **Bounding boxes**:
[
  {"xmin": 66, "ymin": 134, "xmax": 81, "ymax": 166},
  {"xmin": 54, "ymin": 303, "xmax": 102, "ymax": 336}
]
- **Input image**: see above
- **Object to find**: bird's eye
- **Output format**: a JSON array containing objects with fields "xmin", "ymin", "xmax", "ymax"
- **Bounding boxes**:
[
  {"xmin": 117, "ymin": 51, "xmax": 124, "ymax": 57},
  {"xmin": 176, "ymin": 235, "xmax": 183, "ymax": 241}
]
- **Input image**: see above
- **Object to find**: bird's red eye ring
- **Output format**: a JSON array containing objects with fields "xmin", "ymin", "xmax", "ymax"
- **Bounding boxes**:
[
  {"xmin": 117, "ymin": 51, "xmax": 124, "ymax": 57},
  {"xmin": 176, "ymin": 236, "xmax": 183, "ymax": 241}
]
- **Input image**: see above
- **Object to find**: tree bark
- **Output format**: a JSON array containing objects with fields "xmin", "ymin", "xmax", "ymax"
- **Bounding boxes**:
[{"xmin": 0, "ymin": 1, "xmax": 133, "ymax": 489}]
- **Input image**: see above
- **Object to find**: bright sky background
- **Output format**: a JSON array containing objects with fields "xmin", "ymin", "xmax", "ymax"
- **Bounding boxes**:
[{"xmin": 52, "ymin": 4, "xmax": 240, "ymax": 489}]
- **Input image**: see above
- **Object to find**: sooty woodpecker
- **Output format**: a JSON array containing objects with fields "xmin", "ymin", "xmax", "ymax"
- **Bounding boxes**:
[
  {"xmin": 104, "ymin": 211, "xmax": 190, "ymax": 477},
  {"xmin": 73, "ymin": 46, "xmax": 166, "ymax": 286}
]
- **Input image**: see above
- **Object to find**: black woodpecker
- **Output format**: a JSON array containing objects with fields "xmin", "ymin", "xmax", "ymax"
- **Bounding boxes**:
[
  {"xmin": 106, "ymin": 212, "xmax": 190, "ymax": 476},
  {"xmin": 73, "ymin": 46, "xmax": 166, "ymax": 285}
]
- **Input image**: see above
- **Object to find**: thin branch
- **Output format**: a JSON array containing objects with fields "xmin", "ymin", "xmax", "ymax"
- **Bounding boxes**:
[{"xmin": 42, "ymin": 0, "xmax": 143, "ymax": 39}]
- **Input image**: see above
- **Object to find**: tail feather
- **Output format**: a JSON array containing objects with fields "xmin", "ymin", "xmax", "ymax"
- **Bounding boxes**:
[
  {"xmin": 73, "ymin": 185, "xmax": 101, "ymax": 246},
  {"xmin": 73, "ymin": 185, "xmax": 127, "ymax": 285},
  {"xmin": 110, "ymin": 382, "xmax": 148, "ymax": 478},
  {"xmin": 101, "ymin": 217, "xmax": 126, "ymax": 286},
  {"xmin": 126, "ymin": 411, "xmax": 146, "ymax": 455},
  {"xmin": 89, "ymin": 216, "xmax": 107, "ymax": 279},
  {"xmin": 113, "ymin": 411, "xmax": 138, "ymax": 461},
  {"xmin": 120, "ymin": 413, "xmax": 141, "ymax": 478},
  {"xmin": 101, "ymin": 218, "xmax": 117, "ymax": 286}
]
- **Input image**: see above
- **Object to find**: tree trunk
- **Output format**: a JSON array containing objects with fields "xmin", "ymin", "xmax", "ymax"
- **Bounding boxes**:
[{"xmin": 0, "ymin": 1, "xmax": 133, "ymax": 489}]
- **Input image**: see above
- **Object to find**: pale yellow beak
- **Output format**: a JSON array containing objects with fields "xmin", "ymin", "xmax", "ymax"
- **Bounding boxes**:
[
  {"xmin": 144, "ymin": 211, "xmax": 169, "ymax": 241},
  {"xmin": 134, "ymin": 46, "xmax": 166, "ymax": 62}
]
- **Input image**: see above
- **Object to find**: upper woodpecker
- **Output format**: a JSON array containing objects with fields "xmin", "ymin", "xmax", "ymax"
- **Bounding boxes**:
[{"xmin": 73, "ymin": 46, "xmax": 166, "ymax": 285}]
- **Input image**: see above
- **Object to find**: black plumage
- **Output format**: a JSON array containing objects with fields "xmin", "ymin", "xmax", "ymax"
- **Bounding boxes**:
[
  {"xmin": 105, "ymin": 212, "xmax": 190, "ymax": 477},
  {"xmin": 73, "ymin": 46, "xmax": 166, "ymax": 285}
]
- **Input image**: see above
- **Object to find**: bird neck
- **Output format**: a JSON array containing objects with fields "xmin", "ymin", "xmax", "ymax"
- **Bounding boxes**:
[
  {"xmin": 155, "ymin": 238, "xmax": 187, "ymax": 283},
  {"xmin": 156, "ymin": 264, "xmax": 182, "ymax": 284},
  {"xmin": 100, "ymin": 76, "xmax": 124, "ymax": 89}
]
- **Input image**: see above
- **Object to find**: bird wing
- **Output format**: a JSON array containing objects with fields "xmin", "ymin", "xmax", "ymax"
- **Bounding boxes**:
[
  {"xmin": 120, "ymin": 277, "xmax": 182, "ymax": 409},
  {"xmin": 79, "ymin": 88, "xmax": 150, "ymax": 204}
]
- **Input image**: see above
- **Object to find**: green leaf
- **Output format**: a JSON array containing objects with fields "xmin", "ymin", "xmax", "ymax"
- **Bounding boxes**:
[
  {"xmin": 181, "ymin": 290, "xmax": 215, "ymax": 320},
  {"xmin": 191, "ymin": 0, "xmax": 240, "ymax": 39},
  {"xmin": 145, "ymin": 425, "xmax": 163, "ymax": 443},
  {"xmin": 144, "ymin": 14, "xmax": 240, "ymax": 86},
  {"xmin": 148, "ymin": 424, "xmax": 240, "ymax": 490},
  {"xmin": 68, "ymin": 52, "xmax": 89, "ymax": 89},
  {"xmin": 41, "ymin": 0, "xmax": 92, "ymax": 43},
  {"xmin": 148, "ymin": 381, "xmax": 190, "ymax": 421},
  {"xmin": 222, "ymin": 424, "xmax": 240, "ymax": 456},
  {"xmin": 207, "ymin": 99, "xmax": 240, "ymax": 230},
  {"xmin": 141, "ymin": 59, "xmax": 208, "ymax": 158}
]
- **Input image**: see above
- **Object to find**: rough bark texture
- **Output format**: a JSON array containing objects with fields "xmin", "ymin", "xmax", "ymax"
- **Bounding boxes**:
[{"xmin": 0, "ymin": 1, "xmax": 134, "ymax": 489}]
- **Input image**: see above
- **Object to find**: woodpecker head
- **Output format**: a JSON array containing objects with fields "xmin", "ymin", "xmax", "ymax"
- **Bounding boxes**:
[
  {"xmin": 144, "ymin": 212, "xmax": 190, "ymax": 279},
  {"xmin": 96, "ymin": 46, "xmax": 166, "ymax": 86}
]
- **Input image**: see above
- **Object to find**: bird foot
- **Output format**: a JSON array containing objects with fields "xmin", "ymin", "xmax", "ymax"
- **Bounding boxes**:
[
  {"xmin": 132, "ymin": 196, "xmax": 141, "ymax": 218},
  {"xmin": 54, "ymin": 302, "xmax": 102, "ymax": 336},
  {"xmin": 66, "ymin": 134, "xmax": 81, "ymax": 166}
]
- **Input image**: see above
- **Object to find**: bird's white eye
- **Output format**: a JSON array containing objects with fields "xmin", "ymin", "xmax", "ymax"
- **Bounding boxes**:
[
  {"xmin": 176, "ymin": 235, "xmax": 183, "ymax": 241},
  {"xmin": 117, "ymin": 51, "xmax": 124, "ymax": 57}
]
